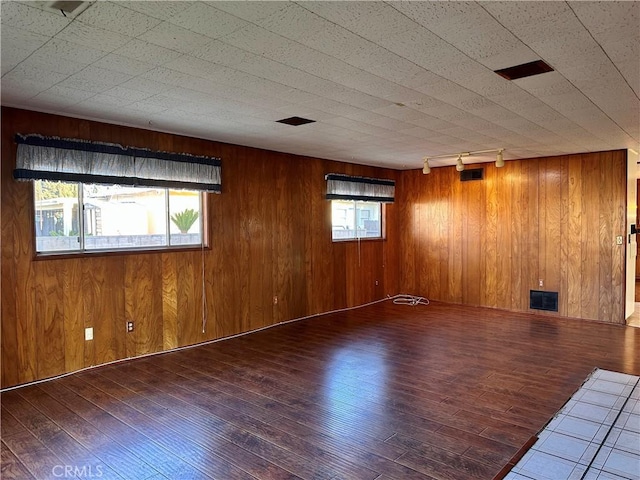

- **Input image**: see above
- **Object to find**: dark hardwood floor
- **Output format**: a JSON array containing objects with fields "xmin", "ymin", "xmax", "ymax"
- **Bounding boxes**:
[{"xmin": 2, "ymin": 301, "xmax": 639, "ymax": 480}]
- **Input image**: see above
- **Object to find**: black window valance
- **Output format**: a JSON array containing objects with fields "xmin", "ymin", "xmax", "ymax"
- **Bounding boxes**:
[
  {"xmin": 13, "ymin": 134, "xmax": 222, "ymax": 192},
  {"xmin": 325, "ymin": 173, "xmax": 395, "ymax": 203}
]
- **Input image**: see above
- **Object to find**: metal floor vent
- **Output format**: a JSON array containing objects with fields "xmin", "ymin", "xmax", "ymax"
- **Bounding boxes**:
[
  {"xmin": 460, "ymin": 168, "xmax": 484, "ymax": 181},
  {"xmin": 530, "ymin": 290, "xmax": 559, "ymax": 312}
]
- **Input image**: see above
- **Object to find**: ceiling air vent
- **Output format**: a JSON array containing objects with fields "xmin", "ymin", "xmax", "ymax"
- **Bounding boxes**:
[
  {"xmin": 460, "ymin": 168, "xmax": 484, "ymax": 182},
  {"xmin": 276, "ymin": 116, "xmax": 316, "ymax": 126},
  {"xmin": 494, "ymin": 60, "xmax": 554, "ymax": 81},
  {"xmin": 43, "ymin": 1, "xmax": 90, "ymax": 18}
]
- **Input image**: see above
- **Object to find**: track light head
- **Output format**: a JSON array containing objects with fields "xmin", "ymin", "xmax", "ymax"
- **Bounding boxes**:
[
  {"xmin": 422, "ymin": 158, "xmax": 430, "ymax": 174},
  {"xmin": 496, "ymin": 149, "xmax": 505, "ymax": 168},
  {"xmin": 455, "ymin": 155, "xmax": 464, "ymax": 172}
]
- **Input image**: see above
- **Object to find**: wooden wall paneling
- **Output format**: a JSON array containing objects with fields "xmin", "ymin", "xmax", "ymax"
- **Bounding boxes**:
[
  {"xmin": 273, "ymin": 155, "xmax": 292, "ymax": 324},
  {"xmin": 610, "ymin": 152, "xmax": 626, "ymax": 324},
  {"xmin": 462, "ymin": 170, "xmax": 483, "ymax": 306},
  {"xmin": 483, "ymin": 164, "xmax": 498, "ymax": 308},
  {"xmin": 598, "ymin": 151, "xmax": 614, "ymax": 321},
  {"xmin": 566, "ymin": 155, "xmax": 583, "ymax": 318},
  {"xmin": 161, "ymin": 253, "xmax": 178, "ymax": 351},
  {"xmin": 383, "ymin": 201, "xmax": 399, "ymax": 298},
  {"xmin": 496, "ymin": 164, "xmax": 513, "ymax": 310},
  {"xmin": 246, "ymin": 147, "xmax": 264, "ymax": 329},
  {"xmin": 11, "ymin": 171, "xmax": 37, "ymax": 386},
  {"xmin": 524, "ymin": 160, "xmax": 540, "ymax": 313},
  {"xmin": 509, "ymin": 161, "xmax": 523, "ymax": 311},
  {"xmin": 542, "ymin": 158, "xmax": 563, "ymax": 313},
  {"xmin": 1, "ymin": 108, "xmax": 401, "ymax": 388},
  {"xmin": 176, "ymin": 251, "xmax": 204, "ymax": 347},
  {"xmin": 62, "ymin": 259, "xmax": 84, "ymax": 373},
  {"xmin": 253, "ymin": 151, "xmax": 275, "ymax": 330},
  {"xmin": 1, "ymin": 123, "xmax": 20, "ymax": 387},
  {"xmin": 448, "ymin": 166, "xmax": 463, "ymax": 303},
  {"xmin": 307, "ymin": 160, "xmax": 334, "ymax": 313},
  {"xmin": 83, "ymin": 256, "xmax": 125, "ymax": 367},
  {"xmin": 581, "ymin": 155, "xmax": 601, "ymax": 320},
  {"xmin": 34, "ymin": 261, "xmax": 66, "ymax": 379},
  {"xmin": 397, "ymin": 174, "xmax": 415, "ymax": 295},
  {"xmin": 436, "ymin": 170, "xmax": 450, "ymax": 302},
  {"xmin": 221, "ymin": 146, "xmax": 251, "ymax": 336},
  {"xmin": 124, "ymin": 255, "xmax": 163, "ymax": 358}
]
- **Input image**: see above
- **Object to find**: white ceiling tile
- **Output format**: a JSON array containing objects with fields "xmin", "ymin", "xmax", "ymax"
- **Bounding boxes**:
[
  {"xmin": 58, "ymin": 66, "xmax": 133, "ymax": 94},
  {"xmin": 126, "ymin": 102, "xmax": 168, "ymax": 115},
  {"xmin": 114, "ymin": 39, "xmax": 183, "ymax": 65},
  {"xmin": 21, "ymin": 51, "xmax": 87, "ymax": 76},
  {"xmin": 138, "ymin": 22, "xmax": 212, "ymax": 54},
  {"xmin": 1, "ymin": 0, "xmax": 636, "ymax": 169},
  {"xmin": 168, "ymin": 3, "xmax": 247, "ymax": 39},
  {"xmin": 92, "ymin": 54, "xmax": 155, "ymax": 76},
  {"xmin": 118, "ymin": 1, "xmax": 192, "ymax": 22},
  {"xmin": 0, "ymin": 0, "xmax": 69, "ymax": 36},
  {"xmin": 101, "ymin": 86, "xmax": 153, "ymax": 103},
  {"xmin": 255, "ymin": 3, "xmax": 327, "ymax": 41},
  {"xmin": 188, "ymin": 39, "xmax": 258, "ymax": 68},
  {"xmin": 481, "ymin": 2, "xmax": 572, "ymax": 28},
  {"xmin": 205, "ymin": 1, "xmax": 289, "ymax": 23},
  {"xmin": 2, "ymin": 75, "xmax": 61, "ymax": 95},
  {"xmin": 570, "ymin": 1, "xmax": 640, "ymax": 42},
  {"xmin": 35, "ymin": 37, "xmax": 109, "ymax": 64},
  {"xmin": 55, "ymin": 21, "xmax": 132, "ymax": 52},
  {"xmin": 118, "ymin": 77, "xmax": 174, "ymax": 95},
  {"xmin": 0, "ymin": 24, "xmax": 50, "ymax": 56},
  {"xmin": 78, "ymin": 1, "xmax": 161, "ymax": 37}
]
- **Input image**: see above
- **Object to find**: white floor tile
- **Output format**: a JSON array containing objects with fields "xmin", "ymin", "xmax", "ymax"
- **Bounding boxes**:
[
  {"xmin": 554, "ymin": 415, "xmax": 607, "ymax": 442},
  {"xmin": 586, "ymin": 468, "xmax": 635, "ymax": 479},
  {"xmin": 600, "ymin": 449, "xmax": 640, "ymax": 478},
  {"xmin": 594, "ymin": 370, "xmax": 637, "ymax": 386},
  {"xmin": 611, "ymin": 429, "xmax": 640, "ymax": 456},
  {"xmin": 509, "ymin": 370, "xmax": 639, "ymax": 480},
  {"xmin": 518, "ymin": 450, "xmax": 584, "ymax": 480},
  {"xmin": 580, "ymin": 389, "xmax": 629, "ymax": 410},
  {"xmin": 567, "ymin": 402, "xmax": 616, "ymax": 425},
  {"xmin": 503, "ymin": 472, "xmax": 536, "ymax": 480},
  {"xmin": 623, "ymin": 398, "xmax": 640, "ymax": 415},
  {"xmin": 587, "ymin": 380, "xmax": 631, "ymax": 397},
  {"xmin": 534, "ymin": 431, "xmax": 591, "ymax": 463},
  {"xmin": 621, "ymin": 413, "xmax": 640, "ymax": 434}
]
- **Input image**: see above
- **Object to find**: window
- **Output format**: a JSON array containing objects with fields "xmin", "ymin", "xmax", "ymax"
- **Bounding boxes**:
[
  {"xmin": 331, "ymin": 199, "xmax": 383, "ymax": 241},
  {"xmin": 34, "ymin": 180, "xmax": 204, "ymax": 254},
  {"xmin": 325, "ymin": 173, "xmax": 394, "ymax": 242}
]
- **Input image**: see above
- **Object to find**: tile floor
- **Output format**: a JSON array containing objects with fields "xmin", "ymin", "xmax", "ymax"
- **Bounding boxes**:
[{"xmin": 505, "ymin": 369, "xmax": 640, "ymax": 480}]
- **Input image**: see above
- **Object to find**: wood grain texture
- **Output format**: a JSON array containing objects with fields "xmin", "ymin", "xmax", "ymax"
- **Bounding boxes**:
[
  {"xmin": 398, "ymin": 152, "xmax": 628, "ymax": 322},
  {"xmin": 1, "ymin": 301, "xmax": 639, "ymax": 480},
  {"xmin": 1, "ymin": 107, "xmax": 399, "ymax": 388}
]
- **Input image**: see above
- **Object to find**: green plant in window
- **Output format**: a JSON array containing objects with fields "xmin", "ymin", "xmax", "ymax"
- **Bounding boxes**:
[{"xmin": 170, "ymin": 208, "xmax": 199, "ymax": 234}]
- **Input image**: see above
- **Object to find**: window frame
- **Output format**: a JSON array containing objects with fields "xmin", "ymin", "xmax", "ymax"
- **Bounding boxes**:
[
  {"xmin": 32, "ymin": 180, "xmax": 209, "ymax": 258},
  {"xmin": 330, "ymin": 199, "xmax": 385, "ymax": 242}
]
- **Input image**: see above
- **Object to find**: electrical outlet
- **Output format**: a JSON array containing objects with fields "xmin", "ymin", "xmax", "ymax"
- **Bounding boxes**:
[
  {"xmin": 375, "ymin": 280, "xmax": 379, "ymax": 286},
  {"xmin": 85, "ymin": 327, "xmax": 93, "ymax": 341},
  {"xmin": 126, "ymin": 321, "xmax": 134, "ymax": 332},
  {"xmin": 273, "ymin": 296, "xmax": 278, "ymax": 305},
  {"xmin": 616, "ymin": 235, "xmax": 623, "ymax": 245},
  {"xmin": 539, "ymin": 279, "xmax": 544, "ymax": 288}
]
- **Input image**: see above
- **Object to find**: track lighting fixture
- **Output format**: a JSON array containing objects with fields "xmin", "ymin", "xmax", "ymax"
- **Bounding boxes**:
[
  {"xmin": 422, "ymin": 158, "xmax": 430, "ymax": 174},
  {"xmin": 420, "ymin": 148, "xmax": 505, "ymax": 174}
]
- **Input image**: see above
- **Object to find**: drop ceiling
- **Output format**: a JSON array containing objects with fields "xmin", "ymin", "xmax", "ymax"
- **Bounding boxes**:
[{"xmin": 1, "ymin": 1, "xmax": 638, "ymax": 169}]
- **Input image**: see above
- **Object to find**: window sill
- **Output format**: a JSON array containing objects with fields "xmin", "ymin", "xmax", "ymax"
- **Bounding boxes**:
[{"xmin": 32, "ymin": 244, "xmax": 210, "ymax": 261}]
